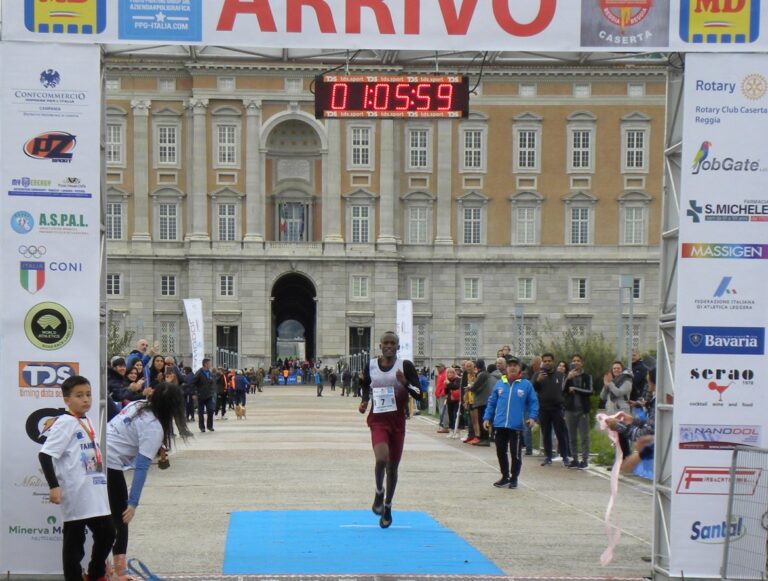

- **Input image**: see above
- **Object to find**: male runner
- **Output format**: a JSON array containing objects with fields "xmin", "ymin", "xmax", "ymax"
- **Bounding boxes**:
[{"xmin": 358, "ymin": 331, "xmax": 422, "ymax": 528}]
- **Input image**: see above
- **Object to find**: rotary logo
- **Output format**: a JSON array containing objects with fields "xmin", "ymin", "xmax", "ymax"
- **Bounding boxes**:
[
  {"xmin": 600, "ymin": 0, "xmax": 653, "ymax": 33},
  {"xmin": 742, "ymin": 73, "xmax": 767, "ymax": 100}
]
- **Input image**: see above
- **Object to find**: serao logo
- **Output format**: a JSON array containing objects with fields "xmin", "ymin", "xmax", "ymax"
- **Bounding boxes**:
[
  {"xmin": 25, "ymin": 0, "xmax": 107, "ymax": 35},
  {"xmin": 680, "ymin": 0, "xmax": 761, "ymax": 44}
]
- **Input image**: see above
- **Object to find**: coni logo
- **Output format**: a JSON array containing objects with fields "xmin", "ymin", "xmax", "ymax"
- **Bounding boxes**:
[{"xmin": 25, "ymin": 0, "xmax": 107, "ymax": 35}]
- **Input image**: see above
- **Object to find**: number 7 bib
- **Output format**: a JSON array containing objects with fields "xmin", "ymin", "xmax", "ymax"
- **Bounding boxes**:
[{"xmin": 372, "ymin": 386, "xmax": 396, "ymax": 413}]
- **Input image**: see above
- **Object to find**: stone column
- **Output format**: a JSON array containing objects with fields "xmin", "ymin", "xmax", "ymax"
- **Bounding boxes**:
[
  {"xmin": 186, "ymin": 97, "xmax": 210, "ymax": 242},
  {"xmin": 377, "ymin": 119, "xmax": 396, "ymax": 246},
  {"xmin": 130, "ymin": 99, "xmax": 151, "ymax": 242},
  {"xmin": 323, "ymin": 119, "xmax": 343, "ymax": 243},
  {"xmin": 435, "ymin": 120, "xmax": 454, "ymax": 245},
  {"xmin": 242, "ymin": 98, "xmax": 263, "ymax": 243}
]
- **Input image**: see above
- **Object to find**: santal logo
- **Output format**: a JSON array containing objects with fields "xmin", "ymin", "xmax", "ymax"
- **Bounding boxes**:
[
  {"xmin": 690, "ymin": 517, "xmax": 746, "ymax": 543},
  {"xmin": 25, "ymin": 0, "xmax": 107, "ymax": 35},
  {"xmin": 680, "ymin": 0, "xmax": 761, "ymax": 44},
  {"xmin": 691, "ymin": 142, "xmax": 761, "ymax": 174},
  {"xmin": 682, "ymin": 326, "xmax": 765, "ymax": 355}
]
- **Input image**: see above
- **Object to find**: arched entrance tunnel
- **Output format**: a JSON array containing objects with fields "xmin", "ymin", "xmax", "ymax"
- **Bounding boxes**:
[{"xmin": 271, "ymin": 273, "xmax": 317, "ymax": 362}]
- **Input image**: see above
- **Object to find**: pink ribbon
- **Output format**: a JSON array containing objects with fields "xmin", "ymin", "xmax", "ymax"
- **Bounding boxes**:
[{"xmin": 596, "ymin": 412, "xmax": 625, "ymax": 566}]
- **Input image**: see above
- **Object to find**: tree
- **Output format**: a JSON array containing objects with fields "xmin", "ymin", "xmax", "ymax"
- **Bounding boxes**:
[{"xmin": 108, "ymin": 321, "xmax": 134, "ymax": 360}]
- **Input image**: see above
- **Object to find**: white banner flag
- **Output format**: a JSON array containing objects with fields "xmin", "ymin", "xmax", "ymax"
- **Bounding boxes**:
[
  {"xmin": 396, "ymin": 300, "xmax": 414, "ymax": 363},
  {"xmin": 183, "ymin": 298, "xmax": 206, "ymax": 372}
]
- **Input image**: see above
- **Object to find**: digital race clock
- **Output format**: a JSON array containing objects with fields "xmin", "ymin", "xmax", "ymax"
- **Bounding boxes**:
[{"xmin": 314, "ymin": 74, "xmax": 469, "ymax": 119}]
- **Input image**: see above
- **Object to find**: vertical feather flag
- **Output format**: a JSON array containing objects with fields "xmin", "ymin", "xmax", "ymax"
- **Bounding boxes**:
[{"xmin": 279, "ymin": 204, "xmax": 287, "ymax": 234}]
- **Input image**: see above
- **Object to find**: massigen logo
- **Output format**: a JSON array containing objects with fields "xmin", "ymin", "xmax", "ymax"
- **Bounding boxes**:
[
  {"xmin": 680, "ymin": 0, "xmax": 760, "ymax": 44},
  {"xmin": 25, "ymin": 0, "xmax": 107, "ymax": 35},
  {"xmin": 682, "ymin": 326, "xmax": 765, "ymax": 355},
  {"xmin": 682, "ymin": 243, "xmax": 768, "ymax": 259}
]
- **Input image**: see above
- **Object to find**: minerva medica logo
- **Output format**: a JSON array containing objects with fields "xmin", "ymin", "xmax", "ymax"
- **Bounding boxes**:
[
  {"xmin": 682, "ymin": 326, "xmax": 765, "ymax": 355},
  {"xmin": 680, "ymin": 0, "xmax": 761, "ymax": 44}
]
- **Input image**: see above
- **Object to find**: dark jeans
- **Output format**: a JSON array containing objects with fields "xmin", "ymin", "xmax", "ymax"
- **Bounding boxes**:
[
  {"xmin": 184, "ymin": 393, "xmax": 196, "ymax": 420},
  {"xmin": 447, "ymin": 400, "xmax": 461, "ymax": 430},
  {"xmin": 494, "ymin": 428, "xmax": 523, "ymax": 482},
  {"xmin": 316, "ymin": 383, "xmax": 324, "ymax": 396},
  {"xmin": 217, "ymin": 391, "xmax": 228, "ymax": 416},
  {"xmin": 565, "ymin": 409, "xmax": 590, "ymax": 462},
  {"xmin": 198, "ymin": 396, "xmax": 215, "ymax": 430},
  {"xmin": 235, "ymin": 391, "xmax": 247, "ymax": 406},
  {"xmin": 540, "ymin": 406, "xmax": 570, "ymax": 460},
  {"xmin": 107, "ymin": 468, "xmax": 129, "ymax": 554},
  {"xmin": 62, "ymin": 514, "xmax": 114, "ymax": 581}
]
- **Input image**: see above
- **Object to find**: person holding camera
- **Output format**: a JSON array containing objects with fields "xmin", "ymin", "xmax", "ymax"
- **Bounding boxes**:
[
  {"xmin": 563, "ymin": 354, "xmax": 592, "ymax": 469},
  {"xmin": 533, "ymin": 353, "xmax": 570, "ymax": 466}
]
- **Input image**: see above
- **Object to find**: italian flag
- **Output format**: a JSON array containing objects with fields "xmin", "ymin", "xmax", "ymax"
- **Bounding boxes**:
[
  {"xmin": 279, "ymin": 204, "xmax": 287, "ymax": 234},
  {"xmin": 20, "ymin": 262, "xmax": 45, "ymax": 294}
]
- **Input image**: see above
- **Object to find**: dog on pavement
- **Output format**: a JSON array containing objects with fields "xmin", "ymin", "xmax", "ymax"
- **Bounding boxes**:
[{"xmin": 235, "ymin": 404, "xmax": 246, "ymax": 420}]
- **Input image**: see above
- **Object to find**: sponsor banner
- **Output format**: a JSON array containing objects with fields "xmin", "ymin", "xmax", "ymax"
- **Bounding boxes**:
[
  {"xmin": 1, "ymin": 0, "xmax": 768, "ymax": 53},
  {"xmin": 396, "ymin": 300, "xmax": 414, "ymax": 363},
  {"xmin": 183, "ymin": 299, "xmax": 205, "ymax": 372},
  {"xmin": 673, "ymin": 53, "xmax": 768, "ymax": 577},
  {"xmin": 0, "ymin": 43, "xmax": 101, "ymax": 575}
]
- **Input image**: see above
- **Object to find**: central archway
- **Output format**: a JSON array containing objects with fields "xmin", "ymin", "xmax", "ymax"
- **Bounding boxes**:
[{"xmin": 271, "ymin": 273, "xmax": 317, "ymax": 362}]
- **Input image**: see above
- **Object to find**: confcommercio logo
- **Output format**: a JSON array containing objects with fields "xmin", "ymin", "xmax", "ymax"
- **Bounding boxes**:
[
  {"xmin": 691, "ymin": 142, "xmax": 762, "ymax": 175},
  {"xmin": 682, "ymin": 243, "xmax": 768, "ymax": 259},
  {"xmin": 24, "ymin": 0, "xmax": 107, "ymax": 35},
  {"xmin": 682, "ymin": 326, "xmax": 765, "ymax": 355},
  {"xmin": 680, "ymin": 0, "xmax": 760, "ymax": 44}
]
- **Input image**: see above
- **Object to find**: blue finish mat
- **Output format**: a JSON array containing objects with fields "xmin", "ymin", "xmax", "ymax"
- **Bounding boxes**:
[{"xmin": 223, "ymin": 510, "xmax": 504, "ymax": 576}]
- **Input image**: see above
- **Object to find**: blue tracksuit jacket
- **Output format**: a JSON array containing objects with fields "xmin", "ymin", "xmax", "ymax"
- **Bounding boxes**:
[{"xmin": 483, "ymin": 376, "xmax": 539, "ymax": 430}]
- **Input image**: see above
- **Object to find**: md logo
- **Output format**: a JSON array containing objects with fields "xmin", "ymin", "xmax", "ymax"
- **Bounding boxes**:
[
  {"xmin": 680, "ymin": 0, "xmax": 761, "ymax": 44},
  {"xmin": 683, "ymin": 326, "xmax": 765, "ymax": 355},
  {"xmin": 25, "ymin": 0, "xmax": 107, "ymax": 35}
]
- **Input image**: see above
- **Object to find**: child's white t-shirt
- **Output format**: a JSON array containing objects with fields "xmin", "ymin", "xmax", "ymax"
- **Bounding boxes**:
[
  {"xmin": 39, "ymin": 414, "xmax": 110, "ymax": 522},
  {"xmin": 107, "ymin": 401, "xmax": 164, "ymax": 471}
]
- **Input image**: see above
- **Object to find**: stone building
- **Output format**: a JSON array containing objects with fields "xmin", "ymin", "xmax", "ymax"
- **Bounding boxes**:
[{"xmin": 104, "ymin": 54, "xmax": 665, "ymax": 369}]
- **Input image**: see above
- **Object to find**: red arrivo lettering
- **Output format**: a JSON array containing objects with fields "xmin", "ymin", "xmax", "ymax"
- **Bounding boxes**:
[
  {"xmin": 346, "ymin": 0, "xmax": 396, "ymax": 34},
  {"xmin": 287, "ymin": 0, "xmax": 337, "ymax": 33},
  {"xmin": 217, "ymin": 0, "xmax": 277, "ymax": 32},
  {"xmin": 492, "ymin": 0, "xmax": 556, "ymax": 37},
  {"xmin": 404, "ymin": 0, "xmax": 420, "ymax": 34},
  {"xmin": 438, "ymin": 0, "xmax": 479, "ymax": 35}
]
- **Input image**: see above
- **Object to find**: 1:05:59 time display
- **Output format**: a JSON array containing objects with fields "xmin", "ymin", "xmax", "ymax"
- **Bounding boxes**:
[{"xmin": 314, "ymin": 75, "xmax": 469, "ymax": 119}]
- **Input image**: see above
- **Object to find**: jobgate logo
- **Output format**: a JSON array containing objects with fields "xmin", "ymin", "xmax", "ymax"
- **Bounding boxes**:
[
  {"xmin": 680, "ymin": 0, "xmax": 760, "ymax": 44},
  {"xmin": 686, "ymin": 199, "xmax": 768, "ymax": 223},
  {"xmin": 682, "ymin": 326, "xmax": 765, "ymax": 355},
  {"xmin": 679, "ymin": 425, "xmax": 761, "ymax": 450},
  {"xmin": 18, "ymin": 361, "xmax": 79, "ymax": 390},
  {"xmin": 24, "ymin": 132, "xmax": 76, "ymax": 163},
  {"xmin": 25, "ymin": 0, "xmax": 107, "ymax": 35},
  {"xmin": 677, "ymin": 466, "xmax": 761, "ymax": 494},
  {"xmin": 690, "ymin": 517, "xmax": 746, "ymax": 543},
  {"xmin": 690, "ymin": 142, "xmax": 762, "ymax": 174},
  {"xmin": 682, "ymin": 243, "xmax": 768, "ymax": 259},
  {"xmin": 10, "ymin": 211, "xmax": 34, "ymax": 235}
]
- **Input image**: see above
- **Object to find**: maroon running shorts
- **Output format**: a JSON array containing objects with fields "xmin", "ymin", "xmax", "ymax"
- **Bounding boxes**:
[{"xmin": 367, "ymin": 413, "xmax": 406, "ymax": 464}]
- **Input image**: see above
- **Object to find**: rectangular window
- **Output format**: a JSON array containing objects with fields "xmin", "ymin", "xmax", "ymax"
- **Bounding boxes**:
[
  {"xmin": 410, "ymin": 277, "xmax": 426, "ymax": 300},
  {"xmin": 515, "ymin": 207, "xmax": 536, "ymax": 245},
  {"xmin": 633, "ymin": 278, "xmax": 642, "ymax": 301},
  {"xmin": 158, "ymin": 203, "xmax": 177, "ymax": 241},
  {"xmin": 571, "ymin": 130, "xmax": 591, "ymax": 169},
  {"xmin": 570, "ymin": 324, "xmax": 587, "ymax": 337},
  {"xmin": 628, "ymin": 82, "xmax": 645, "ymax": 97},
  {"xmin": 351, "ymin": 205, "xmax": 370, "ymax": 243},
  {"xmin": 462, "ymin": 322, "xmax": 480, "ymax": 360},
  {"xmin": 160, "ymin": 275, "xmax": 177, "ymax": 297},
  {"xmin": 280, "ymin": 202, "xmax": 307, "ymax": 242},
  {"xmin": 625, "ymin": 130, "xmax": 645, "ymax": 170},
  {"xmin": 159, "ymin": 78, "xmax": 176, "ymax": 92},
  {"xmin": 463, "ymin": 207, "xmax": 481, "ymax": 245},
  {"xmin": 106, "ymin": 124, "xmax": 123, "ymax": 164},
  {"xmin": 159, "ymin": 321, "xmax": 177, "ymax": 354},
  {"xmin": 106, "ymin": 274, "xmax": 121, "ymax": 296},
  {"xmin": 408, "ymin": 129, "xmax": 429, "ymax": 169},
  {"xmin": 219, "ymin": 275, "xmax": 235, "ymax": 297},
  {"xmin": 519, "ymin": 83, "xmax": 537, "ymax": 97},
  {"xmin": 518, "ymin": 277, "xmax": 534, "ymax": 301},
  {"xmin": 352, "ymin": 275, "xmax": 369, "ymax": 300},
  {"xmin": 518, "ymin": 323, "xmax": 537, "ymax": 359},
  {"xmin": 286, "ymin": 78, "xmax": 303, "ymax": 93},
  {"xmin": 463, "ymin": 129, "xmax": 483, "ymax": 170},
  {"xmin": 351, "ymin": 127, "xmax": 371, "ymax": 167},
  {"xmin": 105, "ymin": 78, "xmax": 121, "ymax": 91},
  {"xmin": 218, "ymin": 76, "xmax": 235, "ymax": 91},
  {"xmin": 624, "ymin": 207, "xmax": 645, "ymax": 245},
  {"xmin": 463, "ymin": 277, "xmax": 480, "ymax": 301},
  {"xmin": 414, "ymin": 323, "xmax": 427, "ymax": 358},
  {"xmin": 217, "ymin": 125, "xmax": 237, "ymax": 166},
  {"xmin": 218, "ymin": 203, "xmax": 236, "ymax": 242},
  {"xmin": 570, "ymin": 277, "xmax": 588, "ymax": 301},
  {"xmin": 517, "ymin": 130, "xmax": 537, "ymax": 169},
  {"xmin": 408, "ymin": 206, "xmax": 428, "ymax": 244},
  {"xmin": 574, "ymin": 82, "xmax": 591, "ymax": 97},
  {"xmin": 106, "ymin": 203, "xmax": 123, "ymax": 240},
  {"xmin": 570, "ymin": 207, "xmax": 590, "ymax": 245},
  {"xmin": 158, "ymin": 126, "xmax": 178, "ymax": 165}
]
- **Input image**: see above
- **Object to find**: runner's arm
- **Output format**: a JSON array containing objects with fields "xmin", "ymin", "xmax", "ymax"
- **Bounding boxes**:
[{"xmin": 402, "ymin": 360, "xmax": 422, "ymax": 400}]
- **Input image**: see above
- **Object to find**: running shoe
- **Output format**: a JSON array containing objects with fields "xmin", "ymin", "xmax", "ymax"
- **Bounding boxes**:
[
  {"xmin": 540, "ymin": 458, "xmax": 552, "ymax": 466},
  {"xmin": 372, "ymin": 489, "xmax": 384, "ymax": 515},
  {"xmin": 379, "ymin": 504, "xmax": 393, "ymax": 528},
  {"xmin": 467, "ymin": 437, "xmax": 481, "ymax": 445},
  {"xmin": 493, "ymin": 477, "xmax": 511, "ymax": 488},
  {"xmin": 508, "ymin": 479, "xmax": 518, "ymax": 489}
]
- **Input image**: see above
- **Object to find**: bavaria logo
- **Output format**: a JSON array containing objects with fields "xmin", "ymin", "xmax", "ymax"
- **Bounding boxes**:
[
  {"xmin": 690, "ymin": 517, "xmax": 746, "ymax": 543},
  {"xmin": 24, "ymin": 132, "xmax": 76, "ymax": 163},
  {"xmin": 25, "ymin": 0, "xmax": 107, "ymax": 35},
  {"xmin": 39, "ymin": 69, "xmax": 61, "ymax": 89},
  {"xmin": 680, "ymin": 0, "xmax": 761, "ymax": 44},
  {"xmin": 20, "ymin": 261, "xmax": 46, "ymax": 294},
  {"xmin": 682, "ymin": 326, "xmax": 765, "ymax": 355}
]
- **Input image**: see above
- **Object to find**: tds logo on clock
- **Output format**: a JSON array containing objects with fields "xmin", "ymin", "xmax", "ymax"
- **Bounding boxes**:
[
  {"xmin": 680, "ymin": 0, "xmax": 761, "ymax": 44},
  {"xmin": 25, "ymin": 0, "xmax": 107, "ymax": 35}
]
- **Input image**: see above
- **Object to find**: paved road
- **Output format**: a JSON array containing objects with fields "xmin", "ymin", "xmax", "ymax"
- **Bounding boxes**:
[{"xmin": 128, "ymin": 386, "xmax": 653, "ymax": 579}]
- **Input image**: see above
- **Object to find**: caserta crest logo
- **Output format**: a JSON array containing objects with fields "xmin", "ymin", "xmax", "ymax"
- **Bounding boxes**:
[{"xmin": 600, "ymin": 0, "xmax": 652, "ymax": 32}]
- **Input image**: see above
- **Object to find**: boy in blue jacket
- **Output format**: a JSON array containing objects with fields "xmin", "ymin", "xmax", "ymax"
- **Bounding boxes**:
[{"xmin": 483, "ymin": 356, "xmax": 539, "ymax": 489}]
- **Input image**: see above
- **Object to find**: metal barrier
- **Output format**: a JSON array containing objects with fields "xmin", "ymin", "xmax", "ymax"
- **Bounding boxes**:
[
  {"xmin": 216, "ymin": 348, "xmax": 240, "ymax": 370},
  {"xmin": 722, "ymin": 446, "xmax": 768, "ymax": 580},
  {"xmin": 339, "ymin": 351, "xmax": 369, "ymax": 375}
]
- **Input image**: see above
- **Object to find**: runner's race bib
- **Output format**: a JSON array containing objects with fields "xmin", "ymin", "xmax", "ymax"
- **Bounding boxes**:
[{"xmin": 372, "ymin": 386, "xmax": 396, "ymax": 413}]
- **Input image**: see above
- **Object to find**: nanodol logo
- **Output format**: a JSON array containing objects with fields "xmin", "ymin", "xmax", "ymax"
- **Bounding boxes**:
[
  {"xmin": 25, "ymin": 0, "xmax": 107, "ymax": 35},
  {"xmin": 742, "ymin": 73, "xmax": 767, "ymax": 99},
  {"xmin": 24, "ymin": 132, "xmax": 76, "ymax": 163},
  {"xmin": 682, "ymin": 326, "xmax": 765, "ymax": 355},
  {"xmin": 679, "ymin": 425, "xmax": 761, "ymax": 450},
  {"xmin": 39, "ymin": 69, "xmax": 61, "ymax": 89},
  {"xmin": 24, "ymin": 302, "xmax": 74, "ymax": 351},
  {"xmin": 680, "ymin": 0, "xmax": 761, "ymax": 44},
  {"xmin": 690, "ymin": 517, "xmax": 746, "ymax": 543}
]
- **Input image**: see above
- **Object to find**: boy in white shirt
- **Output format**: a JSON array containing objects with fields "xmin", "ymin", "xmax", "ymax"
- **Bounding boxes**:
[{"xmin": 38, "ymin": 375, "xmax": 115, "ymax": 581}]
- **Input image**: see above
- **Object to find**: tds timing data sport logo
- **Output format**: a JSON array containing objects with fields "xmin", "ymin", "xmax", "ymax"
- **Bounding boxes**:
[
  {"xmin": 25, "ymin": 0, "xmax": 107, "ymax": 35},
  {"xmin": 19, "ymin": 362, "xmax": 78, "ymax": 389},
  {"xmin": 682, "ymin": 326, "xmax": 765, "ymax": 355},
  {"xmin": 680, "ymin": 0, "xmax": 760, "ymax": 44},
  {"xmin": 691, "ymin": 142, "xmax": 762, "ymax": 175}
]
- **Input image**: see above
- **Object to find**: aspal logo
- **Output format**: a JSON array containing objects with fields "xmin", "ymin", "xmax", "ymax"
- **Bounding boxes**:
[
  {"xmin": 39, "ymin": 69, "xmax": 61, "ymax": 89},
  {"xmin": 38, "ymin": 212, "xmax": 89, "ymax": 234},
  {"xmin": 691, "ymin": 142, "xmax": 762, "ymax": 175},
  {"xmin": 694, "ymin": 276, "xmax": 755, "ymax": 312},
  {"xmin": 690, "ymin": 517, "xmax": 746, "ymax": 544},
  {"xmin": 24, "ymin": 132, "xmax": 76, "ymax": 163},
  {"xmin": 680, "ymin": 0, "xmax": 760, "ymax": 44},
  {"xmin": 19, "ymin": 362, "xmax": 79, "ymax": 390},
  {"xmin": 686, "ymin": 199, "xmax": 768, "ymax": 223},
  {"xmin": 682, "ymin": 326, "xmax": 765, "ymax": 355},
  {"xmin": 24, "ymin": 0, "xmax": 107, "ymax": 35},
  {"xmin": 24, "ymin": 302, "xmax": 74, "ymax": 351},
  {"xmin": 679, "ymin": 425, "xmax": 761, "ymax": 450},
  {"xmin": 682, "ymin": 243, "xmax": 768, "ymax": 259},
  {"xmin": 20, "ymin": 261, "xmax": 46, "ymax": 294},
  {"xmin": 677, "ymin": 466, "xmax": 761, "ymax": 494},
  {"xmin": 10, "ymin": 211, "xmax": 34, "ymax": 235}
]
